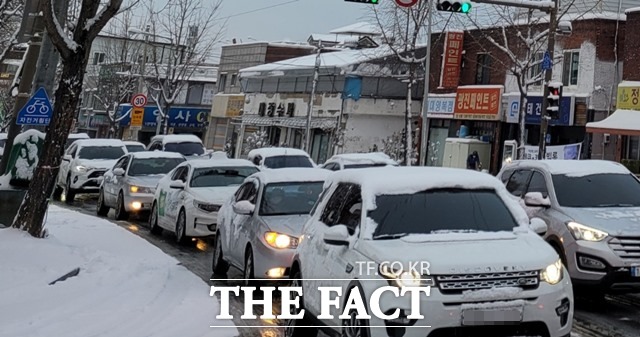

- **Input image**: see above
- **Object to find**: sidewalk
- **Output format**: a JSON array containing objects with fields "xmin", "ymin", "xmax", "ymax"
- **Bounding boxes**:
[{"xmin": 0, "ymin": 205, "xmax": 237, "ymax": 337}]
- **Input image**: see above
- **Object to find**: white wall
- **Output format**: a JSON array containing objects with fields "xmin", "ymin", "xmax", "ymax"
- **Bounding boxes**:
[{"xmin": 341, "ymin": 114, "xmax": 405, "ymax": 153}]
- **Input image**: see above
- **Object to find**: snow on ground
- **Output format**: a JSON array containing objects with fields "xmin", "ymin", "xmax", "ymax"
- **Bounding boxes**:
[{"xmin": 0, "ymin": 205, "xmax": 237, "ymax": 337}]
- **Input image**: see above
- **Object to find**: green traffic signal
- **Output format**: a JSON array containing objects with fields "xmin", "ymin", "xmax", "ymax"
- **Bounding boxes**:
[{"xmin": 461, "ymin": 2, "xmax": 471, "ymax": 13}]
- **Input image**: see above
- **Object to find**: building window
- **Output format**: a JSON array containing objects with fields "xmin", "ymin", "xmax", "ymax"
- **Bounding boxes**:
[
  {"xmin": 529, "ymin": 52, "xmax": 543, "ymax": 85},
  {"xmin": 218, "ymin": 74, "xmax": 227, "ymax": 93},
  {"xmin": 230, "ymin": 74, "xmax": 238, "ymax": 87},
  {"xmin": 475, "ymin": 53, "xmax": 491, "ymax": 85},
  {"xmin": 92, "ymin": 52, "xmax": 105, "ymax": 65},
  {"xmin": 562, "ymin": 51, "xmax": 579, "ymax": 86}
]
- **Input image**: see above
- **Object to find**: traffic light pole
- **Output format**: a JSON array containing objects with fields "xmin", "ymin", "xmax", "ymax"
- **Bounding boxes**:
[
  {"xmin": 538, "ymin": 0, "xmax": 558, "ymax": 160},
  {"xmin": 419, "ymin": 2, "xmax": 433, "ymax": 166}
]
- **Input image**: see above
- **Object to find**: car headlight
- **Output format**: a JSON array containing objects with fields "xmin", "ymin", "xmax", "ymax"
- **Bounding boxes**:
[
  {"xmin": 75, "ymin": 165, "xmax": 89, "ymax": 173},
  {"xmin": 567, "ymin": 222, "xmax": 608, "ymax": 242},
  {"xmin": 193, "ymin": 200, "xmax": 221, "ymax": 212},
  {"xmin": 378, "ymin": 264, "xmax": 433, "ymax": 287},
  {"xmin": 130, "ymin": 185, "xmax": 154, "ymax": 194},
  {"xmin": 540, "ymin": 259, "xmax": 563, "ymax": 285},
  {"xmin": 264, "ymin": 231, "xmax": 298, "ymax": 249}
]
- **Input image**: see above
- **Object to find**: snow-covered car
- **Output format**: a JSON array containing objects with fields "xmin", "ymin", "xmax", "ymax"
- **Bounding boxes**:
[
  {"xmin": 55, "ymin": 139, "xmax": 128, "ymax": 203},
  {"xmin": 288, "ymin": 166, "xmax": 573, "ymax": 337},
  {"xmin": 64, "ymin": 133, "xmax": 90, "ymax": 149},
  {"xmin": 498, "ymin": 160, "xmax": 640, "ymax": 295},
  {"xmin": 149, "ymin": 158, "xmax": 259, "ymax": 244},
  {"xmin": 321, "ymin": 152, "xmax": 399, "ymax": 170},
  {"xmin": 97, "ymin": 151, "xmax": 186, "ymax": 220},
  {"xmin": 247, "ymin": 147, "xmax": 315, "ymax": 169},
  {"xmin": 123, "ymin": 141, "xmax": 146, "ymax": 153},
  {"xmin": 147, "ymin": 134, "xmax": 206, "ymax": 159},
  {"xmin": 212, "ymin": 168, "xmax": 330, "ymax": 283}
]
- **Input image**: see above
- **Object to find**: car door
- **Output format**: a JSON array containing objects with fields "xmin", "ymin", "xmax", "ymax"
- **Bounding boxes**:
[
  {"xmin": 166, "ymin": 165, "xmax": 190, "ymax": 223},
  {"xmin": 520, "ymin": 170, "xmax": 555, "ymax": 223},
  {"xmin": 228, "ymin": 180, "xmax": 259, "ymax": 266},
  {"xmin": 113, "ymin": 155, "xmax": 132, "ymax": 200},
  {"xmin": 103, "ymin": 156, "xmax": 128, "ymax": 206},
  {"xmin": 58, "ymin": 144, "xmax": 76, "ymax": 186}
]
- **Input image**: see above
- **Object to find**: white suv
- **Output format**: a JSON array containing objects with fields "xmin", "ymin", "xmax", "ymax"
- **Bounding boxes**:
[{"xmin": 288, "ymin": 167, "xmax": 573, "ymax": 337}]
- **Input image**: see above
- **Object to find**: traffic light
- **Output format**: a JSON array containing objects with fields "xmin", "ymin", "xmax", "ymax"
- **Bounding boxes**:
[
  {"xmin": 436, "ymin": 0, "xmax": 472, "ymax": 13},
  {"xmin": 546, "ymin": 82, "xmax": 563, "ymax": 120},
  {"xmin": 344, "ymin": 0, "xmax": 379, "ymax": 4}
]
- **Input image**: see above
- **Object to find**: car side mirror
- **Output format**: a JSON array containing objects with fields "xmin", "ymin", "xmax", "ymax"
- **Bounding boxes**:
[
  {"xmin": 113, "ymin": 168, "xmax": 125, "ymax": 176},
  {"xmin": 169, "ymin": 180, "xmax": 185, "ymax": 189},
  {"xmin": 524, "ymin": 192, "xmax": 551, "ymax": 208},
  {"xmin": 233, "ymin": 200, "xmax": 255, "ymax": 215},
  {"xmin": 62, "ymin": 154, "xmax": 72, "ymax": 162},
  {"xmin": 323, "ymin": 225, "xmax": 350, "ymax": 246},
  {"xmin": 530, "ymin": 217, "xmax": 548, "ymax": 236}
]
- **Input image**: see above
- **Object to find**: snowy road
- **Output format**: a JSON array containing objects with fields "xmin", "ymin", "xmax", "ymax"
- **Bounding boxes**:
[{"xmin": 55, "ymin": 195, "xmax": 640, "ymax": 337}]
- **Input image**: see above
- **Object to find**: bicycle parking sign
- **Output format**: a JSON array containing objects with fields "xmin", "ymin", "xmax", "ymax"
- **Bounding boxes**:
[{"xmin": 17, "ymin": 87, "xmax": 53, "ymax": 126}]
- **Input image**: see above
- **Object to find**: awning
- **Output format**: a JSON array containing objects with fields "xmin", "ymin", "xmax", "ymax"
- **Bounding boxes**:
[
  {"xmin": 586, "ymin": 109, "xmax": 640, "ymax": 136},
  {"xmin": 240, "ymin": 115, "xmax": 337, "ymax": 130}
]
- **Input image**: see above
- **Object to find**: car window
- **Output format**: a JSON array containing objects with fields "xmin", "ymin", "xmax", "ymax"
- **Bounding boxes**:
[
  {"xmin": 500, "ymin": 169, "xmax": 515, "ymax": 183},
  {"xmin": 526, "ymin": 171, "xmax": 549, "ymax": 198},
  {"xmin": 126, "ymin": 145, "xmax": 146, "ymax": 152},
  {"xmin": 370, "ymin": 188, "xmax": 519, "ymax": 239},
  {"xmin": 78, "ymin": 146, "xmax": 126, "ymax": 160},
  {"xmin": 113, "ymin": 156, "xmax": 128, "ymax": 170},
  {"xmin": 320, "ymin": 183, "xmax": 358, "ymax": 226},
  {"xmin": 263, "ymin": 155, "xmax": 314, "ymax": 169},
  {"xmin": 337, "ymin": 184, "xmax": 362, "ymax": 235},
  {"xmin": 129, "ymin": 157, "xmax": 185, "ymax": 176},
  {"xmin": 322, "ymin": 163, "xmax": 335, "ymax": 171},
  {"xmin": 310, "ymin": 183, "xmax": 332, "ymax": 216},
  {"xmin": 259, "ymin": 182, "xmax": 324, "ymax": 216},
  {"xmin": 506, "ymin": 169, "xmax": 531, "ymax": 197},
  {"xmin": 164, "ymin": 142, "xmax": 204, "ymax": 156},
  {"xmin": 552, "ymin": 173, "xmax": 640, "ymax": 207},
  {"xmin": 240, "ymin": 182, "xmax": 258, "ymax": 204},
  {"xmin": 190, "ymin": 166, "xmax": 258, "ymax": 188},
  {"xmin": 171, "ymin": 166, "xmax": 186, "ymax": 181}
]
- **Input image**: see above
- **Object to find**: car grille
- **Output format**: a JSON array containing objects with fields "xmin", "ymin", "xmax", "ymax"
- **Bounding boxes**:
[
  {"xmin": 435, "ymin": 270, "xmax": 539, "ymax": 294},
  {"xmin": 88, "ymin": 170, "xmax": 106, "ymax": 178},
  {"xmin": 608, "ymin": 237, "xmax": 640, "ymax": 259}
]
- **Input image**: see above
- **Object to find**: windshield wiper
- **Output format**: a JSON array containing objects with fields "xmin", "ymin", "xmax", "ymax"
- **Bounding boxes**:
[
  {"xmin": 596, "ymin": 203, "xmax": 636, "ymax": 207},
  {"xmin": 373, "ymin": 233, "xmax": 408, "ymax": 240}
]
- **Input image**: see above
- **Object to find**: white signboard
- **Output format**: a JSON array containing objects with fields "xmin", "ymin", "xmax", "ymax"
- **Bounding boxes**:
[
  {"xmin": 201, "ymin": 83, "xmax": 216, "ymax": 106},
  {"xmin": 506, "ymin": 95, "xmax": 519, "ymax": 124},
  {"xmin": 523, "ymin": 142, "xmax": 582, "ymax": 160},
  {"xmin": 426, "ymin": 96, "xmax": 456, "ymax": 118}
]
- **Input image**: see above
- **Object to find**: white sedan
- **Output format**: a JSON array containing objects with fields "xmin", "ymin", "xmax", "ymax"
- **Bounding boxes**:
[{"xmin": 149, "ymin": 158, "xmax": 259, "ymax": 244}]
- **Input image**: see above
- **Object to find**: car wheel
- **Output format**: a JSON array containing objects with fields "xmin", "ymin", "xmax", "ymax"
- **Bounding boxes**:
[
  {"xmin": 243, "ymin": 248, "xmax": 256, "ymax": 286},
  {"xmin": 64, "ymin": 176, "xmax": 75, "ymax": 204},
  {"xmin": 212, "ymin": 233, "xmax": 229, "ymax": 275},
  {"xmin": 96, "ymin": 189, "xmax": 109, "ymax": 216},
  {"xmin": 284, "ymin": 270, "xmax": 318, "ymax": 337},
  {"xmin": 114, "ymin": 192, "xmax": 129, "ymax": 221},
  {"xmin": 342, "ymin": 303, "xmax": 370, "ymax": 337},
  {"xmin": 149, "ymin": 202, "xmax": 163, "ymax": 235},
  {"xmin": 175, "ymin": 209, "xmax": 188, "ymax": 244}
]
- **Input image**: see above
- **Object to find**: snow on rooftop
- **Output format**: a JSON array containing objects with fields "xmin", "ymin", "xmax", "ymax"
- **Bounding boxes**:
[
  {"xmin": 0, "ymin": 206, "xmax": 237, "ymax": 336},
  {"xmin": 131, "ymin": 151, "xmax": 185, "ymax": 160},
  {"xmin": 509, "ymin": 159, "xmax": 630, "ymax": 177},
  {"xmin": 626, "ymin": 6, "xmax": 640, "ymax": 14},
  {"xmin": 308, "ymin": 34, "xmax": 360, "ymax": 44},
  {"xmin": 74, "ymin": 139, "xmax": 126, "ymax": 147},
  {"xmin": 586, "ymin": 109, "xmax": 640, "ymax": 134},
  {"xmin": 618, "ymin": 81, "xmax": 640, "ymax": 87},
  {"xmin": 250, "ymin": 167, "xmax": 330, "ymax": 185},
  {"xmin": 248, "ymin": 147, "xmax": 310, "ymax": 159},
  {"xmin": 329, "ymin": 22, "xmax": 381, "ymax": 36},
  {"xmin": 239, "ymin": 45, "xmax": 396, "ymax": 75}
]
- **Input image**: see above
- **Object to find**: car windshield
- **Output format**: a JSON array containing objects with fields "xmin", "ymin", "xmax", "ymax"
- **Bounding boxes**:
[
  {"xmin": 126, "ymin": 145, "xmax": 146, "ymax": 152},
  {"xmin": 65, "ymin": 138, "xmax": 85, "ymax": 149},
  {"xmin": 370, "ymin": 188, "xmax": 518, "ymax": 239},
  {"xmin": 164, "ymin": 142, "xmax": 204, "ymax": 156},
  {"xmin": 190, "ymin": 166, "xmax": 258, "ymax": 188},
  {"xmin": 552, "ymin": 173, "xmax": 640, "ymax": 207},
  {"xmin": 344, "ymin": 163, "xmax": 391, "ymax": 169},
  {"xmin": 0, "ymin": 139, "xmax": 5, "ymax": 148},
  {"xmin": 263, "ymin": 155, "xmax": 314, "ymax": 168},
  {"xmin": 128, "ymin": 157, "xmax": 185, "ymax": 176},
  {"xmin": 78, "ymin": 146, "xmax": 125, "ymax": 160},
  {"xmin": 260, "ymin": 182, "xmax": 324, "ymax": 216}
]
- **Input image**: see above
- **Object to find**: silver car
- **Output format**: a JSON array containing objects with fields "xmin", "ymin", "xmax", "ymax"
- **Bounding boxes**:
[
  {"xmin": 212, "ymin": 168, "xmax": 331, "ymax": 283},
  {"xmin": 498, "ymin": 160, "xmax": 640, "ymax": 296},
  {"xmin": 97, "ymin": 151, "xmax": 186, "ymax": 220}
]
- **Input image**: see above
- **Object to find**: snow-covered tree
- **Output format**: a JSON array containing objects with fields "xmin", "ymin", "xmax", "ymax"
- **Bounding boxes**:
[
  {"xmin": 0, "ymin": 89, "xmax": 15, "ymax": 131},
  {"xmin": 0, "ymin": 0, "xmax": 23, "ymax": 67},
  {"xmin": 381, "ymin": 131, "xmax": 417, "ymax": 165},
  {"xmin": 12, "ymin": 0, "xmax": 125, "ymax": 237},
  {"xmin": 144, "ymin": 0, "xmax": 223, "ymax": 135},
  {"xmin": 242, "ymin": 130, "xmax": 269, "ymax": 155}
]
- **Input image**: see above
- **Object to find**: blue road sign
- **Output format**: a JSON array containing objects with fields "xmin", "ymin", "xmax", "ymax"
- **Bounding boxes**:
[
  {"xmin": 542, "ymin": 51, "xmax": 552, "ymax": 71},
  {"xmin": 17, "ymin": 87, "xmax": 53, "ymax": 126}
]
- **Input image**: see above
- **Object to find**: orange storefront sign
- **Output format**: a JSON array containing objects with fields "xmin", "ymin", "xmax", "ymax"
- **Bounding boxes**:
[
  {"xmin": 440, "ymin": 31, "xmax": 464, "ymax": 89},
  {"xmin": 454, "ymin": 86, "xmax": 503, "ymax": 120}
]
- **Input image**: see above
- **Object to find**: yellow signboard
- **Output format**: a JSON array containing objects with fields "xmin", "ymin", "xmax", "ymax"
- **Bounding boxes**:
[
  {"xmin": 226, "ymin": 96, "xmax": 244, "ymax": 117},
  {"xmin": 617, "ymin": 85, "xmax": 640, "ymax": 110},
  {"xmin": 131, "ymin": 107, "xmax": 144, "ymax": 127}
]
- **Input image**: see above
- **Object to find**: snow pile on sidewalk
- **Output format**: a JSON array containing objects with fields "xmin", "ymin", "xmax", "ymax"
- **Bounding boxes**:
[{"xmin": 0, "ymin": 206, "xmax": 237, "ymax": 337}]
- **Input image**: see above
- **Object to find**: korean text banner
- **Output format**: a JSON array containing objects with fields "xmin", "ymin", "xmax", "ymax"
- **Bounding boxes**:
[
  {"xmin": 118, "ymin": 104, "xmax": 209, "ymax": 128},
  {"xmin": 523, "ymin": 143, "xmax": 582, "ymax": 160},
  {"xmin": 454, "ymin": 86, "xmax": 503, "ymax": 120},
  {"xmin": 440, "ymin": 31, "xmax": 464, "ymax": 89},
  {"xmin": 617, "ymin": 85, "xmax": 640, "ymax": 110}
]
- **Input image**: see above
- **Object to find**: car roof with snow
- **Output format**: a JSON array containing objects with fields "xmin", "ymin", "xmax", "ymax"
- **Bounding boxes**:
[
  {"xmin": 177, "ymin": 157, "xmax": 257, "ymax": 169},
  {"xmin": 503, "ymin": 159, "xmax": 630, "ymax": 176},
  {"xmin": 124, "ymin": 140, "xmax": 145, "ymax": 146},
  {"xmin": 247, "ymin": 147, "xmax": 310, "ymax": 159},
  {"xmin": 130, "ymin": 151, "xmax": 185, "ymax": 160},
  {"xmin": 68, "ymin": 133, "xmax": 90, "ymax": 139},
  {"xmin": 325, "ymin": 152, "xmax": 398, "ymax": 165},
  {"xmin": 249, "ymin": 167, "xmax": 330, "ymax": 185},
  {"xmin": 327, "ymin": 166, "xmax": 505, "ymax": 195},
  {"xmin": 73, "ymin": 139, "xmax": 126, "ymax": 147},
  {"xmin": 151, "ymin": 134, "xmax": 203, "ymax": 145}
]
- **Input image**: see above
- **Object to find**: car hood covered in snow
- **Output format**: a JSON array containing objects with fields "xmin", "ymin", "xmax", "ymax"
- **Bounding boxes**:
[
  {"xmin": 261, "ymin": 214, "xmax": 310, "ymax": 237},
  {"xmin": 563, "ymin": 206, "xmax": 640, "ymax": 237},
  {"xmin": 77, "ymin": 159, "xmax": 118, "ymax": 170},
  {"xmin": 127, "ymin": 175, "xmax": 165, "ymax": 189},
  {"xmin": 190, "ymin": 186, "xmax": 239, "ymax": 205},
  {"xmin": 354, "ymin": 231, "xmax": 558, "ymax": 275}
]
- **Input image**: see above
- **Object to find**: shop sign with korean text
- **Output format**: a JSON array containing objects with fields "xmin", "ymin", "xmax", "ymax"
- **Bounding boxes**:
[
  {"xmin": 117, "ymin": 104, "xmax": 209, "ymax": 128},
  {"xmin": 523, "ymin": 142, "xmax": 582, "ymax": 160},
  {"xmin": 439, "ymin": 31, "xmax": 464, "ymax": 89},
  {"xmin": 454, "ymin": 86, "xmax": 503, "ymax": 120},
  {"xmin": 504, "ymin": 94, "xmax": 574, "ymax": 126},
  {"xmin": 426, "ymin": 96, "xmax": 456, "ymax": 118},
  {"xmin": 617, "ymin": 83, "xmax": 640, "ymax": 110}
]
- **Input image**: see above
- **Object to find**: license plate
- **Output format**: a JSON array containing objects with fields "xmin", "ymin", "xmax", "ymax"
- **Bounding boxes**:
[
  {"xmin": 462, "ymin": 307, "xmax": 523, "ymax": 326},
  {"xmin": 631, "ymin": 265, "xmax": 640, "ymax": 277}
]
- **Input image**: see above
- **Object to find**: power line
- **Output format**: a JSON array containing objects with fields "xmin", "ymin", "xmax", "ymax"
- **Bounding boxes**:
[{"xmin": 220, "ymin": 0, "xmax": 300, "ymax": 20}]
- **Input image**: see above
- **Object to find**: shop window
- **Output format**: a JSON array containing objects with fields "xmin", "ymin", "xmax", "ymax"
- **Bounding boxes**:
[
  {"xmin": 562, "ymin": 51, "xmax": 579, "ymax": 86},
  {"xmin": 529, "ymin": 52, "xmax": 543, "ymax": 85},
  {"xmin": 475, "ymin": 53, "xmax": 491, "ymax": 85},
  {"xmin": 626, "ymin": 136, "xmax": 640, "ymax": 160},
  {"xmin": 230, "ymin": 74, "xmax": 237, "ymax": 87},
  {"xmin": 218, "ymin": 74, "xmax": 227, "ymax": 93}
]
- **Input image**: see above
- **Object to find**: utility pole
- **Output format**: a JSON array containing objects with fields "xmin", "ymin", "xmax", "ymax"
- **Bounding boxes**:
[
  {"xmin": 538, "ymin": 0, "xmax": 558, "ymax": 159},
  {"xmin": 304, "ymin": 44, "xmax": 322, "ymax": 153},
  {"xmin": 419, "ymin": 3, "xmax": 433, "ymax": 166},
  {"xmin": 0, "ymin": 0, "xmax": 44, "ymax": 175}
]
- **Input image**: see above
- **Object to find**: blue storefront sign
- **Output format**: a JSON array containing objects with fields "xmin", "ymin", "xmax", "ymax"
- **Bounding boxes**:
[
  {"xmin": 524, "ymin": 95, "xmax": 574, "ymax": 126},
  {"xmin": 118, "ymin": 104, "xmax": 209, "ymax": 128}
]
